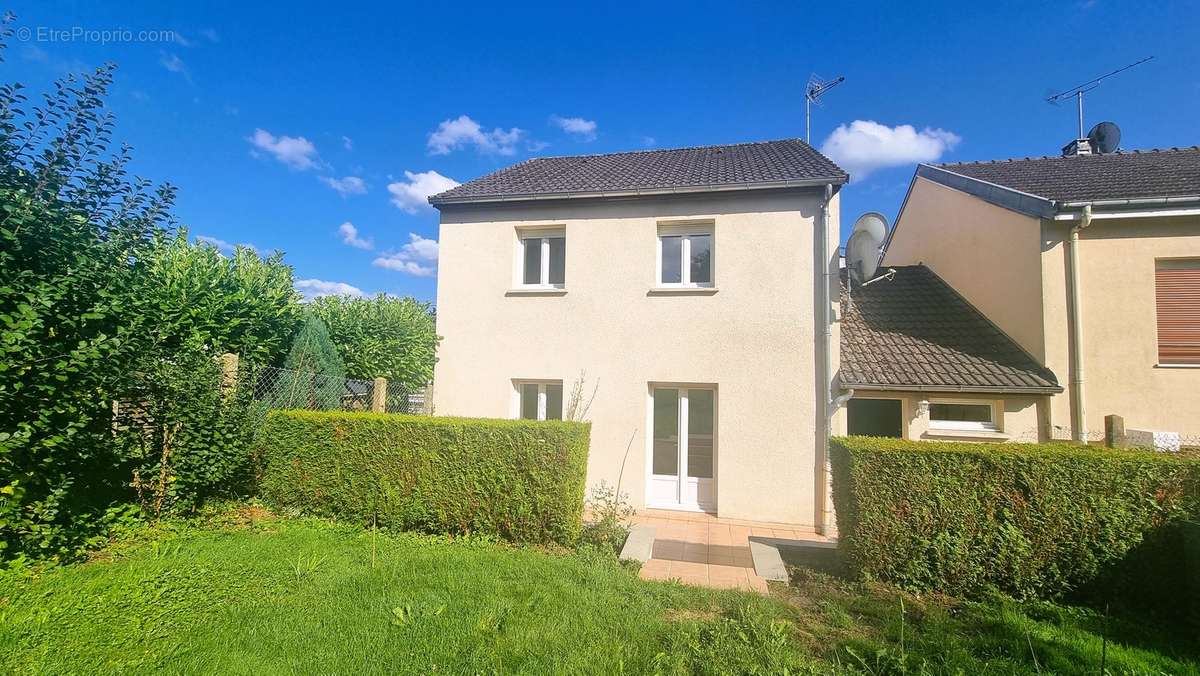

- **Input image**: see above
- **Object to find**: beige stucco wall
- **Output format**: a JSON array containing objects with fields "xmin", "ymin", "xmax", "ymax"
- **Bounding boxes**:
[
  {"xmin": 1040, "ymin": 215, "xmax": 1200, "ymax": 441},
  {"xmin": 434, "ymin": 188, "xmax": 840, "ymax": 527},
  {"xmin": 831, "ymin": 391, "xmax": 1046, "ymax": 442},
  {"xmin": 884, "ymin": 177, "xmax": 1047, "ymax": 361}
]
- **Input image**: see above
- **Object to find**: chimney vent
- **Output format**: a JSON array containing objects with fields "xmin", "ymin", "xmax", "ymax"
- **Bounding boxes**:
[{"xmin": 1062, "ymin": 138, "xmax": 1094, "ymax": 157}]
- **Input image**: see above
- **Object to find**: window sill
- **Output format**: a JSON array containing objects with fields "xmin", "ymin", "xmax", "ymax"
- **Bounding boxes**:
[
  {"xmin": 505, "ymin": 288, "xmax": 567, "ymax": 297},
  {"xmin": 647, "ymin": 287, "xmax": 719, "ymax": 296},
  {"xmin": 1155, "ymin": 363, "xmax": 1200, "ymax": 369},
  {"xmin": 922, "ymin": 429, "xmax": 1010, "ymax": 442}
]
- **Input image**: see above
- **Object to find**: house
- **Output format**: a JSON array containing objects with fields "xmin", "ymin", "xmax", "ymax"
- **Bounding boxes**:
[
  {"xmin": 881, "ymin": 146, "xmax": 1200, "ymax": 443},
  {"xmin": 832, "ymin": 265, "xmax": 1062, "ymax": 442},
  {"xmin": 430, "ymin": 140, "xmax": 847, "ymax": 529}
]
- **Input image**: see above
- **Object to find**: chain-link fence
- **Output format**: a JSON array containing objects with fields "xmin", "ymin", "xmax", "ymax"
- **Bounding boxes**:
[{"xmin": 251, "ymin": 365, "xmax": 430, "ymax": 415}]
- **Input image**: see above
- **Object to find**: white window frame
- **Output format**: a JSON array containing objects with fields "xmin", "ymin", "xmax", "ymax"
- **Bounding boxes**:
[
  {"xmin": 513, "ymin": 379, "xmax": 563, "ymax": 421},
  {"xmin": 516, "ymin": 228, "xmax": 565, "ymax": 289},
  {"xmin": 656, "ymin": 222, "xmax": 714, "ymax": 288},
  {"xmin": 927, "ymin": 399, "xmax": 998, "ymax": 432}
]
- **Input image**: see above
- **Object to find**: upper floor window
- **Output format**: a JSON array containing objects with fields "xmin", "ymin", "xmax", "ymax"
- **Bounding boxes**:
[
  {"xmin": 519, "ymin": 229, "xmax": 565, "ymax": 288},
  {"xmin": 1155, "ymin": 259, "xmax": 1200, "ymax": 365},
  {"xmin": 657, "ymin": 223, "xmax": 713, "ymax": 288}
]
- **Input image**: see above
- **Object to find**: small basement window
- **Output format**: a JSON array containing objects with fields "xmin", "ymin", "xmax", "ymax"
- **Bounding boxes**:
[
  {"xmin": 516, "ymin": 381, "xmax": 563, "ymax": 421},
  {"xmin": 519, "ymin": 229, "xmax": 565, "ymax": 288},
  {"xmin": 928, "ymin": 402, "xmax": 997, "ymax": 432}
]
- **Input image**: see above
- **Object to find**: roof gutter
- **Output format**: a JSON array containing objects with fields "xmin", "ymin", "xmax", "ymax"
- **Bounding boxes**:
[{"xmin": 429, "ymin": 176, "xmax": 847, "ymax": 207}]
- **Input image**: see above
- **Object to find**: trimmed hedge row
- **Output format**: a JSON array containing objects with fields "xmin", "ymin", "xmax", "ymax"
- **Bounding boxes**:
[
  {"xmin": 256, "ymin": 411, "xmax": 590, "ymax": 544},
  {"xmin": 829, "ymin": 436, "xmax": 1200, "ymax": 600}
]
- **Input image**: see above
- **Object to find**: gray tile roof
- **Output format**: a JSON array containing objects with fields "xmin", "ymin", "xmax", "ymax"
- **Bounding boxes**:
[
  {"xmin": 935, "ymin": 147, "xmax": 1200, "ymax": 203},
  {"xmin": 429, "ymin": 139, "xmax": 848, "ymax": 205},
  {"xmin": 839, "ymin": 265, "xmax": 1061, "ymax": 394}
]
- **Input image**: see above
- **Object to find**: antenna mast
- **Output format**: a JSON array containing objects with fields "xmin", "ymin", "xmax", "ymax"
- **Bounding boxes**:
[
  {"xmin": 805, "ymin": 74, "xmax": 845, "ymax": 143},
  {"xmin": 1046, "ymin": 56, "xmax": 1153, "ymax": 138}
]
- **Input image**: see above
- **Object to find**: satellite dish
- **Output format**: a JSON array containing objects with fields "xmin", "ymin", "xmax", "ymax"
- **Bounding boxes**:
[
  {"xmin": 1087, "ymin": 121, "xmax": 1121, "ymax": 154},
  {"xmin": 846, "ymin": 212, "xmax": 888, "ymax": 284}
]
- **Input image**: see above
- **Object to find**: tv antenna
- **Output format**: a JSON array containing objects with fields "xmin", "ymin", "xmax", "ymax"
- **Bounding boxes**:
[
  {"xmin": 805, "ymin": 74, "xmax": 845, "ymax": 143},
  {"xmin": 1045, "ymin": 56, "xmax": 1152, "ymax": 139}
]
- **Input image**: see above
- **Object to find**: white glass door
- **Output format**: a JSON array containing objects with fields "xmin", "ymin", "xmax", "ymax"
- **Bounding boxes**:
[{"xmin": 649, "ymin": 387, "xmax": 715, "ymax": 512}]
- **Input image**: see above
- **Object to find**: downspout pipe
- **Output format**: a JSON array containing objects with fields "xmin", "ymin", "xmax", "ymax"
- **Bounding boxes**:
[
  {"xmin": 1067, "ymin": 204, "xmax": 1093, "ymax": 442},
  {"xmin": 815, "ymin": 183, "xmax": 835, "ymax": 535}
]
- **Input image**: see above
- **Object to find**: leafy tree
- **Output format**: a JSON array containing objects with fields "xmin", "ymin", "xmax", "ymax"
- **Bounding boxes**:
[
  {"xmin": 139, "ymin": 230, "xmax": 301, "ymax": 365},
  {"xmin": 0, "ymin": 16, "xmax": 303, "ymax": 558},
  {"xmin": 0, "ymin": 53, "xmax": 175, "ymax": 557},
  {"xmin": 308, "ymin": 294, "xmax": 439, "ymax": 390},
  {"xmin": 268, "ymin": 313, "xmax": 346, "ymax": 410}
]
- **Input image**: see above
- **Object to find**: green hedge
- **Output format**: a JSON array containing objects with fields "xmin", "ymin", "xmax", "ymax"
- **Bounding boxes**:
[
  {"xmin": 829, "ymin": 436, "xmax": 1200, "ymax": 600},
  {"xmin": 256, "ymin": 411, "xmax": 590, "ymax": 544}
]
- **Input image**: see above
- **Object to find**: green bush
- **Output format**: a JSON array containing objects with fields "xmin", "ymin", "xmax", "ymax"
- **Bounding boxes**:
[
  {"xmin": 829, "ymin": 436, "xmax": 1200, "ymax": 600},
  {"xmin": 256, "ymin": 411, "xmax": 590, "ymax": 544}
]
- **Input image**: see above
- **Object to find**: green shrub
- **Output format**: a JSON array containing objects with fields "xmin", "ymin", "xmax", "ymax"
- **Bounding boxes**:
[
  {"xmin": 256, "ymin": 411, "xmax": 590, "ymax": 544},
  {"xmin": 829, "ymin": 436, "xmax": 1200, "ymax": 600}
]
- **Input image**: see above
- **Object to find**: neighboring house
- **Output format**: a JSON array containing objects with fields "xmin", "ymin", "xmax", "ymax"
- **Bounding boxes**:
[
  {"xmin": 430, "ymin": 140, "xmax": 847, "ymax": 528},
  {"xmin": 882, "ymin": 147, "xmax": 1200, "ymax": 443},
  {"xmin": 832, "ymin": 265, "xmax": 1062, "ymax": 443}
]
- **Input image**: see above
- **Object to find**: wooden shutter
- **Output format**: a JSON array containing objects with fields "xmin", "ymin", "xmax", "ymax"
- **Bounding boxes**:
[{"xmin": 1156, "ymin": 260, "xmax": 1200, "ymax": 365}]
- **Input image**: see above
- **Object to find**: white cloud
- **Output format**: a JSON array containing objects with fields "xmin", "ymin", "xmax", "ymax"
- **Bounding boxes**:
[
  {"xmin": 341, "ymin": 135, "xmax": 353, "ymax": 151},
  {"xmin": 247, "ymin": 128, "xmax": 320, "ymax": 170},
  {"xmin": 320, "ymin": 175, "xmax": 367, "ymax": 196},
  {"xmin": 550, "ymin": 115, "xmax": 597, "ymax": 141},
  {"xmin": 387, "ymin": 170, "xmax": 460, "ymax": 213},
  {"xmin": 159, "ymin": 52, "xmax": 188, "ymax": 76},
  {"xmin": 373, "ymin": 233, "xmax": 439, "ymax": 277},
  {"xmin": 295, "ymin": 278, "xmax": 366, "ymax": 300},
  {"xmin": 338, "ymin": 221, "xmax": 373, "ymax": 250},
  {"xmin": 195, "ymin": 235, "xmax": 259, "ymax": 255},
  {"xmin": 820, "ymin": 120, "xmax": 961, "ymax": 180},
  {"xmin": 427, "ymin": 115, "xmax": 524, "ymax": 155}
]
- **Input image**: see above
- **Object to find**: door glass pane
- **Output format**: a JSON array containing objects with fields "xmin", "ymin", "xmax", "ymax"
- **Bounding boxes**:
[
  {"xmin": 660, "ymin": 236, "xmax": 682, "ymax": 284},
  {"xmin": 523, "ymin": 238, "xmax": 542, "ymax": 285},
  {"xmin": 548, "ymin": 237, "xmax": 565, "ymax": 285},
  {"xmin": 519, "ymin": 383, "xmax": 539, "ymax": 420},
  {"xmin": 545, "ymin": 383, "xmax": 563, "ymax": 420},
  {"xmin": 686, "ymin": 389, "xmax": 714, "ymax": 479},
  {"xmin": 689, "ymin": 234, "xmax": 712, "ymax": 284},
  {"xmin": 652, "ymin": 388, "xmax": 679, "ymax": 475}
]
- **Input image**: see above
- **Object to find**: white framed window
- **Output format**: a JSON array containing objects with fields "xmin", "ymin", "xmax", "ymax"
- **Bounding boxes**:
[
  {"xmin": 517, "ymin": 228, "xmax": 565, "ymax": 288},
  {"xmin": 928, "ymin": 400, "xmax": 997, "ymax": 432},
  {"xmin": 657, "ymin": 223, "xmax": 713, "ymax": 288},
  {"xmin": 515, "ymin": 380, "xmax": 563, "ymax": 421}
]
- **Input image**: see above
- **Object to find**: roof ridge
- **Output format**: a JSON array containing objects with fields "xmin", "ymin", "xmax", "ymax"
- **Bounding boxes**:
[
  {"xmin": 515, "ymin": 137, "xmax": 813, "ymax": 163},
  {"xmin": 936, "ymin": 145, "xmax": 1200, "ymax": 167}
]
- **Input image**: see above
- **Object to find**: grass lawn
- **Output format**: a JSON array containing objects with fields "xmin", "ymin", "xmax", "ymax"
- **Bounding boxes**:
[{"xmin": 1, "ymin": 508, "xmax": 1196, "ymax": 675}]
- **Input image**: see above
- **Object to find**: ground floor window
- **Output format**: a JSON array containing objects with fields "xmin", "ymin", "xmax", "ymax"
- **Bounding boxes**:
[
  {"xmin": 928, "ymin": 401, "xmax": 996, "ymax": 432},
  {"xmin": 515, "ymin": 380, "xmax": 563, "ymax": 421},
  {"xmin": 846, "ymin": 398, "xmax": 903, "ymax": 437}
]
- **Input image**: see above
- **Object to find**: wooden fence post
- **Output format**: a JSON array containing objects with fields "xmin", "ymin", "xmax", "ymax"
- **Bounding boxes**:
[
  {"xmin": 372, "ymin": 377, "xmax": 387, "ymax": 413},
  {"xmin": 221, "ymin": 353, "xmax": 239, "ymax": 397},
  {"xmin": 1105, "ymin": 414, "xmax": 1126, "ymax": 448}
]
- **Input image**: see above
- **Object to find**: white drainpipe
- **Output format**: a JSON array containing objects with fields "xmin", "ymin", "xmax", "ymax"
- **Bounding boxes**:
[
  {"xmin": 816, "ymin": 183, "xmax": 835, "ymax": 535},
  {"xmin": 1067, "ymin": 204, "xmax": 1093, "ymax": 442}
]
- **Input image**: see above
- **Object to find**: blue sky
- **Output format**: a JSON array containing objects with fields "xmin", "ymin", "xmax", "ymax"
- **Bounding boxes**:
[{"xmin": 5, "ymin": 1, "xmax": 1199, "ymax": 302}]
